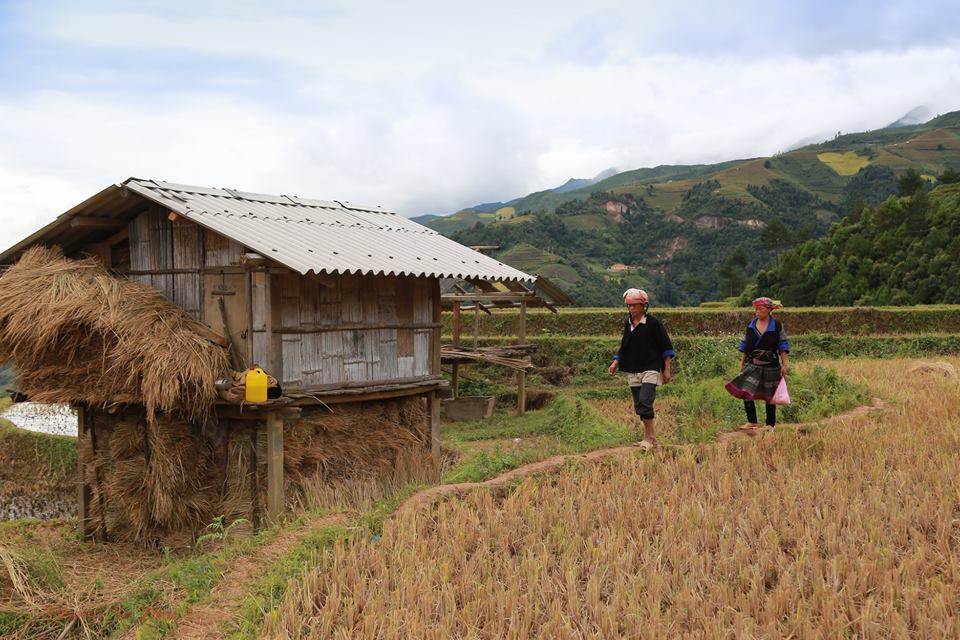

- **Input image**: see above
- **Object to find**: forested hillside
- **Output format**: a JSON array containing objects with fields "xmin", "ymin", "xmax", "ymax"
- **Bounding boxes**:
[
  {"xmin": 424, "ymin": 111, "xmax": 960, "ymax": 306},
  {"xmin": 452, "ymin": 181, "xmax": 844, "ymax": 306},
  {"xmin": 753, "ymin": 182, "xmax": 960, "ymax": 305}
]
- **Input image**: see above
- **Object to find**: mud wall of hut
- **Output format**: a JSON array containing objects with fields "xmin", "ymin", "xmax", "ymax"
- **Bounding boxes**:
[
  {"xmin": 124, "ymin": 207, "xmax": 440, "ymax": 389},
  {"xmin": 79, "ymin": 396, "xmax": 432, "ymax": 546}
]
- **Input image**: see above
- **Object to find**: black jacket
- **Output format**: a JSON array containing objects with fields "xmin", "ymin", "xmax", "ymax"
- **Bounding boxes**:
[
  {"xmin": 614, "ymin": 315, "xmax": 676, "ymax": 373},
  {"xmin": 738, "ymin": 317, "xmax": 790, "ymax": 366}
]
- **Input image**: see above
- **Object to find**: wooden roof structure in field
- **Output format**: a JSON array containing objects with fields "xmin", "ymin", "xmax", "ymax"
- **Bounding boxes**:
[
  {"xmin": 0, "ymin": 178, "xmax": 534, "ymax": 283},
  {"xmin": 440, "ymin": 275, "xmax": 574, "ymax": 313}
]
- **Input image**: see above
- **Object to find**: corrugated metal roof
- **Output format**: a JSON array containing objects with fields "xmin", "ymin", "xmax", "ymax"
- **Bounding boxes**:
[{"xmin": 123, "ymin": 178, "xmax": 533, "ymax": 282}]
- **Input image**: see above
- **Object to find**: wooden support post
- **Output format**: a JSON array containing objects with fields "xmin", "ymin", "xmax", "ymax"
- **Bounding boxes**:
[
  {"xmin": 452, "ymin": 302, "xmax": 461, "ymax": 345},
  {"xmin": 269, "ymin": 274, "xmax": 283, "ymax": 378},
  {"xmin": 517, "ymin": 301, "xmax": 527, "ymax": 415},
  {"xmin": 473, "ymin": 303, "xmax": 480, "ymax": 349},
  {"xmin": 429, "ymin": 391, "xmax": 441, "ymax": 479},
  {"xmin": 451, "ymin": 301, "xmax": 461, "ymax": 398},
  {"xmin": 266, "ymin": 412, "xmax": 284, "ymax": 522},
  {"xmin": 249, "ymin": 422, "xmax": 260, "ymax": 532},
  {"xmin": 518, "ymin": 300, "xmax": 527, "ymax": 346},
  {"xmin": 76, "ymin": 404, "xmax": 94, "ymax": 539},
  {"xmin": 517, "ymin": 370, "xmax": 526, "ymax": 416},
  {"xmin": 251, "ymin": 269, "xmax": 281, "ymax": 375},
  {"xmin": 431, "ymin": 279, "xmax": 442, "ymax": 376}
]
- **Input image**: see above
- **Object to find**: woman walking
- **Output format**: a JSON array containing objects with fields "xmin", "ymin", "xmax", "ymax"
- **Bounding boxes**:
[
  {"xmin": 608, "ymin": 288, "xmax": 675, "ymax": 446},
  {"xmin": 724, "ymin": 297, "xmax": 790, "ymax": 429}
]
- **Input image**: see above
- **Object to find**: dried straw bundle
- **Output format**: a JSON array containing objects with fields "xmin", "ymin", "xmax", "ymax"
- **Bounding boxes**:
[
  {"xmin": 77, "ymin": 398, "xmax": 431, "ymax": 545},
  {"xmin": 83, "ymin": 411, "xmax": 222, "ymax": 546},
  {"xmin": 0, "ymin": 246, "xmax": 229, "ymax": 421},
  {"xmin": 218, "ymin": 427, "xmax": 257, "ymax": 535},
  {"xmin": 269, "ymin": 397, "xmax": 430, "ymax": 490}
]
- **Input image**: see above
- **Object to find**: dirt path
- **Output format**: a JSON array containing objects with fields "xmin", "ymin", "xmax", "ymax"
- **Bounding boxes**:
[
  {"xmin": 714, "ymin": 396, "xmax": 889, "ymax": 444},
  {"xmin": 396, "ymin": 397, "xmax": 890, "ymax": 516},
  {"xmin": 124, "ymin": 511, "xmax": 352, "ymax": 640}
]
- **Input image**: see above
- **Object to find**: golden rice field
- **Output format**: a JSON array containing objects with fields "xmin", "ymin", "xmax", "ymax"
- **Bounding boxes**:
[
  {"xmin": 816, "ymin": 151, "xmax": 872, "ymax": 176},
  {"xmin": 264, "ymin": 359, "xmax": 960, "ymax": 638}
]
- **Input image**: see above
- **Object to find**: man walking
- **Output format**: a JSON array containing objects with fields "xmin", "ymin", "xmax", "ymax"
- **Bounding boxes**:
[{"xmin": 608, "ymin": 288, "xmax": 675, "ymax": 446}]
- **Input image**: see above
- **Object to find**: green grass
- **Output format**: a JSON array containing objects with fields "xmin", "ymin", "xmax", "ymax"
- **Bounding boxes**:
[
  {"xmin": 0, "ymin": 427, "xmax": 206, "ymax": 637},
  {"xmin": 0, "ymin": 610, "xmax": 31, "ymax": 636},
  {"xmin": 443, "ymin": 405, "xmax": 555, "ymax": 444},
  {"xmin": 0, "ymin": 398, "xmax": 78, "ymax": 474},
  {"xmin": 445, "ymin": 448, "xmax": 526, "ymax": 484},
  {"xmin": 669, "ymin": 365, "xmax": 869, "ymax": 443},
  {"xmin": 545, "ymin": 393, "xmax": 629, "ymax": 449},
  {"xmin": 767, "ymin": 152, "xmax": 848, "ymax": 199},
  {"xmin": 16, "ymin": 546, "xmax": 66, "ymax": 591},
  {"xmin": 92, "ymin": 519, "xmax": 288, "ymax": 639},
  {"xmin": 443, "ymin": 407, "xmax": 560, "ymax": 484},
  {"xmin": 443, "ymin": 392, "xmax": 630, "ymax": 484}
]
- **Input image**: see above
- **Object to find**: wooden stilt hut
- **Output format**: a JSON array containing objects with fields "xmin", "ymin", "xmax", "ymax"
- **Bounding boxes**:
[{"xmin": 0, "ymin": 178, "xmax": 533, "ymax": 545}]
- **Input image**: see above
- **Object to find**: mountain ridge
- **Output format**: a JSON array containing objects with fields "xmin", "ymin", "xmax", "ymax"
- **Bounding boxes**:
[{"xmin": 422, "ymin": 110, "xmax": 960, "ymax": 306}]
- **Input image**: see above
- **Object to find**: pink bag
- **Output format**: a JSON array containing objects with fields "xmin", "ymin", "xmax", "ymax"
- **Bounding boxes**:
[{"xmin": 771, "ymin": 377, "xmax": 791, "ymax": 405}]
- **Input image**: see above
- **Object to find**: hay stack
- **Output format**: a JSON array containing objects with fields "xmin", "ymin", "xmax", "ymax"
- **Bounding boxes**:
[
  {"xmin": 276, "ymin": 397, "xmax": 430, "ymax": 487},
  {"xmin": 0, "ymin": 246, "xmax": 229, "ymax": 421},
  {"xmin": 909, "ymin": 361, "xmax": 957, "ymax": 379},
  {"xmin": 81, "ymin": 410, "xmax": 222, "ymax": 546},
  {"xmin": 78, "ymin": 396, "xmax": 432, "ymax": 545},
  {"xmin": 269, "ymin": 396, "xmax": 435, "ymax": 510}
]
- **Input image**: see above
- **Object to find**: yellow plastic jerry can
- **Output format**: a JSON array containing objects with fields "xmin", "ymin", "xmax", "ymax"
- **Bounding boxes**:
[{"xmin": 245, "ymin": 367, "xmax": 269, "ymax": 403}]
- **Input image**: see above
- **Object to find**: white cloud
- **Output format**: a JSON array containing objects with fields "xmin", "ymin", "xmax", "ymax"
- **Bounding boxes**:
[{"xmin": 1, "ymin": 1, "xmax": 959, "ymax": 252}]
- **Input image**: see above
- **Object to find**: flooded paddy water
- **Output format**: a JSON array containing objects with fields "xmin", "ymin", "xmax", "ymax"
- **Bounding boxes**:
[{"xmin": 1, "ymin": 402, "xmax": 78, "ymax": 436}]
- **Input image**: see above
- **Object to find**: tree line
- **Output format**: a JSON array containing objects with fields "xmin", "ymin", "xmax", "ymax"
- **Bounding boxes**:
[{"xmin": 750, "ymin": 168, "xmax": 960, "ymax": 305}]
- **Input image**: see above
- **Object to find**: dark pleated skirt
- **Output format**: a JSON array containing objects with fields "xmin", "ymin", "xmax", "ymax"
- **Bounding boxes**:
[{"xmin": 725, "ymin": 363, "xmax": 781, "ymax": 402}]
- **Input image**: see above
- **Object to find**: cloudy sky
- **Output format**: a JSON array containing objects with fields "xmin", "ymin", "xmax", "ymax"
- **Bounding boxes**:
[{"xmin": 1, "ymin": 0, "xmax": 959, "ymax": 249}]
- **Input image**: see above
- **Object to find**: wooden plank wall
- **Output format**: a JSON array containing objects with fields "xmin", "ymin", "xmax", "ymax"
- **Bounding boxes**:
[
  {"xmin": 204, "ymin": 232, "xmax": 245, "ymax": 268},
  {"xmin": 128, "ymin": 207, "xmax": 202, "ymax": 319},
  {"xmin": 172, "ymin": 220, "xmax": 202, "ymax": 318},
  {"xmin": 125, "ymin": 212, "xmax": 437, "ymax": 389},
  {"xmin": 274, "ymin": 272, "xmax": 436, "ymax": 388},
  {"xmin": 202, "ymin": 230, "xmax": 251, "ymax": 367}
]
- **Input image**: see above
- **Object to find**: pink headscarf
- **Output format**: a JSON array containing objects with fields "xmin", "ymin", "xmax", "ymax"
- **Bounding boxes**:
[
  {"xmin": 623, "ymin": 288, "xmax": 649, "ymax": 305},
  {"xmin": 752, "ymin": 297, "xmax": 781, "ymax": 310}
]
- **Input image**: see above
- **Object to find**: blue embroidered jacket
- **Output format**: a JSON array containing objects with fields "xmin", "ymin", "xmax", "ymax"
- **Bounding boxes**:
[{"xmin": 738, "ymin": 317, "xmax": 790, "ymax": 356}]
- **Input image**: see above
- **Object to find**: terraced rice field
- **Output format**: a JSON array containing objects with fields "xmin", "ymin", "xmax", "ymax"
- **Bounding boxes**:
[
  {"xmin": 264, "ymin": 358, "xmax": 960, "ymax": 638},
  {"xmin": 817, "ymin": 151, "xmax": 871, "ymax": 176}
]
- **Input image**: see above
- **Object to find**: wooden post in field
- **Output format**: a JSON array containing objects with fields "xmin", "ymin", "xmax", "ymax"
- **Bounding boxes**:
[
  {"xmin": 473, "ymin": 303, "xmax": 480, "ymax": 348},
  {"xmin": 451, "ymin": 301, "xmax": 461, "ymax": 398},
  {"xmin": 76, "ymin": 404, "xmax": 94, "ymax": 539},
  {"xmin": 429, "ymin": 391, "xmax": 442, "ymax": 478},
  {"xmin": 517, "ymin": 300, "xmax": 527, "ymax": 416},
  {"xmin": 266, "ymin": 412, "xmax": 284, "ymax": 521}
]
